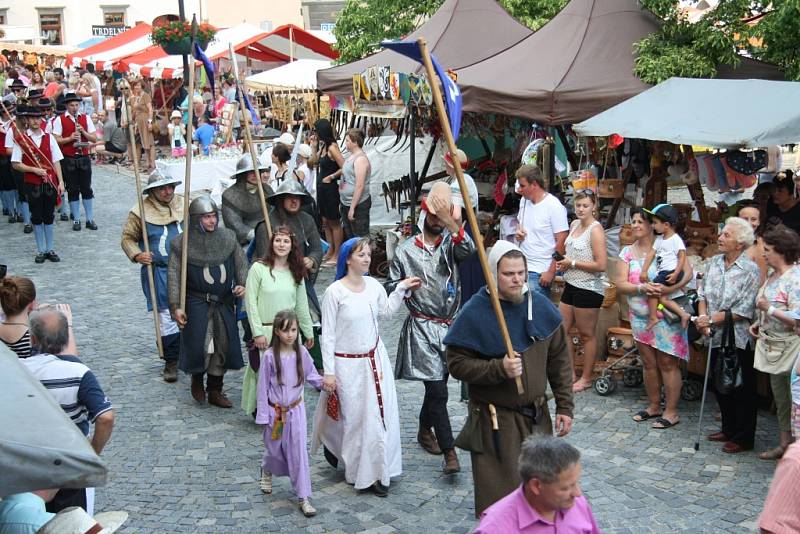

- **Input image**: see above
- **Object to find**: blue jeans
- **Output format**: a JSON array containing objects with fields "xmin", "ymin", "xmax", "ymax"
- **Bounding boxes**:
[{"xmin": 528, "ymin": 271, "xmax": 551, "ymax": 298}]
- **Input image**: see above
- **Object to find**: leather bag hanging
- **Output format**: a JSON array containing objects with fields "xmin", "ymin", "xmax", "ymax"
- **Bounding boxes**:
[{"xmin": 714, "ymin": 310, "xmax": 743, "ymax": 395}]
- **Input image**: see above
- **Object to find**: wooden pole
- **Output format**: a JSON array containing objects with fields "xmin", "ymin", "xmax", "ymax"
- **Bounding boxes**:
[
  {"xmin": 179, "ymin": 21, "xmax": 198, "ymax": 313},
  {"xmin": 123, "ymin": 94, "xmax": 165, "ymax": 360},
  {"xmin": 417, "ymin": 37, "xmax": 524, "ymax": 395},
  {"xmin": 229, "ymin": 42, "xmax": 272, "ymax": 241}
]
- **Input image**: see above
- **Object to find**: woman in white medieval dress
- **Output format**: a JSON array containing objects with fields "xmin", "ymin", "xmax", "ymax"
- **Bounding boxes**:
[{"xmin": 313, "ymin": 236, "xmax": 420, "ymax": 496}]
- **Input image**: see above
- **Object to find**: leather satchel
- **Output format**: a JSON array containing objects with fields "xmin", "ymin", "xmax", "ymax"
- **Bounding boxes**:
[
  {"xmin": 454, "ymin": 403, "xmax": 485, "ymax": 454},
  {"xmin": 714, "ymin": 310, "xmax": 743, "ymax": 395}
]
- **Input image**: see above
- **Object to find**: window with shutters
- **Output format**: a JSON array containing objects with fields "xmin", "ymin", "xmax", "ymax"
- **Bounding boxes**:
[{"xmin": 39, "ymin": 13, "xmax": 63, "ymax": 45}]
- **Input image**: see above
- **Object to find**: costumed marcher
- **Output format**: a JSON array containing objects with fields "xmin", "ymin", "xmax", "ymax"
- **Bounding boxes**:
[
  {"xmin": 120, "ymin": 171, "xmax": 184, "ymax": 382},
  {"xmin": 387, "ymin": 182, "xmax": 475, "ymax": 474},
  {"xmin": 167, "ymin": 195, "xmax": 248, "ymax": 408},
  {"xmin": 312, "ymin": 237, "xmax": 421, "ymax": 497},
  {"xmin": 3, "ymin": 95, "xmax": 32, "ymax": 231},
  {"xmin": 10, "ymin": 104, "xmax": 65, "ymax": 263},
  {"xmin": 444, "ymin": 240, "xmax": 574, "ymax": 516},
  {"xmin": 0, "ymin": 97, "xmax": 21, "ymax": 223},
  {"xmin": 242, "ymin": 225, "xmax": 314, "ymax": 417},
  {"xmin": 221, "ymin": 154, "xmax": 273, "ymax": 246},
  {"xmin": 52, "ymin": 92, "xmax": 98, "ymax": 231}
]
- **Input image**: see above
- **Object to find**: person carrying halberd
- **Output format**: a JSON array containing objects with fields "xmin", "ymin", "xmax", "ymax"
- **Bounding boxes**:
[
  {"xmin": 52, "ymin": 92, "xmax": 98, "ymax": 231},
  {"xmin": 444, "ymin": 240, "xmax": 574, "ymax": 517},
  {"xmin": 120, "ymin": 171, "xmax": 184, "ymax": 382},
  {"xmin": 221, "ymin": 154, "xmax": 273, "ymax": 246},
  {"xmin": 387, "ymin": 181, "xmax": 474, "ymax": 475},
  {"xmin": 167, "ymin": 195, "xmax": 248, "ymax": 408}
]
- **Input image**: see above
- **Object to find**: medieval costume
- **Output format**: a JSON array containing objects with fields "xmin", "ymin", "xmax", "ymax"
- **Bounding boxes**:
[
  {"xmin": 386, "ymin": 196, "xmax": 474, "ymax": 473},
  {"xmin": 221, "ymin": 154, "xmax": 273, "ymax": 245},
  {"xmin": 52, "ymin": 92, "xmax": 98, "ymax": 231},
  {"xmin": 444, "ymin": 241, "xmax": 573, "ymax": 516},
  {"xmin": 120, "ymin": 171, "xmax": 184, "ymax": 381},
  {"xmin": 167, "ymin": 195, "xmax": 248, "ymax": 408},
  {"xmin": 10, "ymin": 104, "xmax": 65, "ymax": 263}
]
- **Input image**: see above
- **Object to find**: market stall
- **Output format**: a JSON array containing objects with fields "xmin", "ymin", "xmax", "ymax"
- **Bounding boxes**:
[
  {"xmin": 66, "ymin": 22, "xmax": 154, "ymax": 70},
  {"xmin": 155, "ymin": 149, "xmax": 242, "ymax": 203},
  {"xmin": 0, "ymin": 42, "xmax": 77, "ymax": 68}
]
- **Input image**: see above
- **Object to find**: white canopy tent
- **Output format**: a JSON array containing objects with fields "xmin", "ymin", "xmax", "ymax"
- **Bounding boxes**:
[
  {"xmin": 245, "ymin": 59, "xmax": 331, "ymax": 91},
  {"xmin": 574, "ymin": 77, "xmax": 800, "ymax": 149}
]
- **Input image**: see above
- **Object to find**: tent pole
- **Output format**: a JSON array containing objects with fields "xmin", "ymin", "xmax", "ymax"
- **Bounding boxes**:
[
  {"xmin": 409, "ymin": 105, "xmax": 416, "ymax": 223},
  {"xmin": 417, "ymin": 37, "xmax": 524, "ymax": 395},
  {"xmin": 289, "ymin": 26, "xmax": 294, "ymax": 62}
]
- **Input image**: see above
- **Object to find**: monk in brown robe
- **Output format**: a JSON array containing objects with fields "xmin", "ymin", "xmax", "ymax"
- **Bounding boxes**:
[{"xmin": 444, "ymin": 240, "xmax": 574, "ymax": 516}]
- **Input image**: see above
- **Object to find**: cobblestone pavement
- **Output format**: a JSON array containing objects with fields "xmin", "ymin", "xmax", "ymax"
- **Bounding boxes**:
[{"xmin": 2, "ymin": 165, "xmax": 780, "ymax": 533}]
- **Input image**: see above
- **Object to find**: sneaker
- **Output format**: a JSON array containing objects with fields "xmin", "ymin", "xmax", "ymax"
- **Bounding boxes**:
[
  {"xmin": 34, "ymin": 253, "xmax": 46, "ymax": 264},
  {"xmin": 60, "ymin": 212, "xmax": 69, "ymax": 221},
  {"xmin": 72, "ymin": 221, "xmax": 81, "ymax": 231},
  {"xmin": 46, "ymin": 251, "xmax": 60, "ymax": 262},
  {"xmin": 85, "ymin": 220, "xmax": 98, "ymax": 231},
  {"xmin": 259, "ymin": 471, "xmax": 272, "ymax": 494},
  {"xmin": 23, "ymin": 224, "xmax": 33, "ymax": 234},
  {"xmin": 299, "ymin": 499, "xmax": 316, "ymax": 517}
]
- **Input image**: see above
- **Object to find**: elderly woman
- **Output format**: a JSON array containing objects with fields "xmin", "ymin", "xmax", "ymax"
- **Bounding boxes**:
[
  {"xmin": 616, "ymin": 208, "xmax": 693, "ymax": 429},
  {"xmin": 697, "ymin": 217, "xmax": 760, "ymax": 454},
  {"xmin": 750, "ymin": 224, "xmax": 800, "ymax": 460}
]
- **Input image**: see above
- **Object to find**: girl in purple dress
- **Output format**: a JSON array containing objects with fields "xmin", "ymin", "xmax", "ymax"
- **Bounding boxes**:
[{"xmin": 256, "ymin": 309, "xmax": 323, "ymax": 517}]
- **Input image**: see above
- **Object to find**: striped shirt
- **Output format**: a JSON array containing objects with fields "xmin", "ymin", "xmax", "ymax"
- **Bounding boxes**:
[
  {"xmin": 20, "ymin": 353, "xmax": 112, "ymax": 436},
  {"xmin": 2, "ymin": 329, "xmax": 32, "ymax": 358},
  {"xmin": 759, "ymin": 442, "xmax": 800, "ymax": 533}
]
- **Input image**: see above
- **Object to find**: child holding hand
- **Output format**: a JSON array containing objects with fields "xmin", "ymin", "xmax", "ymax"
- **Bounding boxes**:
[{"xmin": 256, "ymin": 309, "xmax": 323, "ymax": 517}]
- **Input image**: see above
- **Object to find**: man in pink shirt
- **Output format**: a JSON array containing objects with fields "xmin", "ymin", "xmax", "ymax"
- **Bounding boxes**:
[
  {"xmin": 759, "ymin": 442, "xmax": 800, "ymax": 533},
  {"xmin": 475, "ymin": 436, "xmax": 601, "ymax": 533}
]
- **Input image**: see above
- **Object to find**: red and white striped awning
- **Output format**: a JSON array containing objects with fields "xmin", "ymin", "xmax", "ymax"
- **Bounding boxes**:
[
  {"xmin": 66, "ymin": 22, "xmax": 154, "ymax": 71},
  {"xmin": 119, "ymin": 23, "xmax": 338, "ymax": 79}
]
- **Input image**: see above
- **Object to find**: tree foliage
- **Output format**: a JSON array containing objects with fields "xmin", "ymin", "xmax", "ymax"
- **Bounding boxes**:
[{"xmin": 331, "ymin": 0, "xmax": 567, "ymax": 64}]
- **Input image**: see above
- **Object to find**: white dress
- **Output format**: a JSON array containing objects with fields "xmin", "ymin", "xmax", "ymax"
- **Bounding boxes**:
[{"xmin": 312, "ymin": 276, "xmax": 406, "ymax": 489}]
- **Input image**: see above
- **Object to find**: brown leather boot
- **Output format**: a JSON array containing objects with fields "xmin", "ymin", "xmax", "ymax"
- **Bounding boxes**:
[
  {"xmin": 163, "ymin": 361, "xmax": 178, "ymax": 383},
  {"xmin": 190, "ymin": 374, "xmax": 205, "ymax": 403},
  {"xmin": 443, "ymin": 449, "xmax": 460, "ymax": 474},
  {"xmin": 208, "ymin": 390, "xmax": 233, "ymax": 408},
  {"xmin": 417, "ymin": 427, "xmax": 442, "ymax": 455}
]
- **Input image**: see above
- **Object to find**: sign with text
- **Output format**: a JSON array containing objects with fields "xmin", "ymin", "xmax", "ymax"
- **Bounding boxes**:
[{"xmin": 91, "ymin": 25, "xmax": 130, "ymax": 37}]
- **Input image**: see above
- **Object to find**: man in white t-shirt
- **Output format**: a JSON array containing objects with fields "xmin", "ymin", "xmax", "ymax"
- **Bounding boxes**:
[{"xmin": 514, "ymin": 165, "xmax": 568, "ymax": 297}]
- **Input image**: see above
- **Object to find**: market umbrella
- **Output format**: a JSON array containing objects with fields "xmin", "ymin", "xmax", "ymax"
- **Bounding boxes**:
[{"xmin": 0, "ymin": 345, "xmax": 107, "ymax": 496}]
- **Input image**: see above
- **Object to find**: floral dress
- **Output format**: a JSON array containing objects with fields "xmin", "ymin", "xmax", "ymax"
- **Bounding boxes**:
[{"xmin": 619, "ymin": 245, "xmax": 689, "ymax": 360}]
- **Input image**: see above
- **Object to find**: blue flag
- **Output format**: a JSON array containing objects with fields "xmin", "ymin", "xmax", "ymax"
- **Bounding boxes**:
[
  {"xmin": 193, "ymin": 42, "xmax": 215, "ymax": 101},
  {"xmin": 381, "ymin": 40, "xmax": 462, "ymax": 140},
  {"xmin": 239, "ymin": 86, "xmax": 261, "ymax": 126}
]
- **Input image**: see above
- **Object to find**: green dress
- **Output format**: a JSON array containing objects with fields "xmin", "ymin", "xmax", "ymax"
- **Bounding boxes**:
[{"xmin": 241, "ymin": 263, "xmax": 313, "ymax": 415}]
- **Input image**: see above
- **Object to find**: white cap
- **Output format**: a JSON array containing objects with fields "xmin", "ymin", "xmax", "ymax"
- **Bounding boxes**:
[
  {"xmin": 297, "ymin": 143, "xmax": 312, "ymax": 159},
  {"xmin": 278, "ymin": 132, "xmax": 295, "ymax": 145},
  {"xmin": 37, "ymin": 507, "xmax": 128, "ymax": 534},
  {"xmin": 170, "ymin": 110, "xmax": 181, "ymax": 119}
]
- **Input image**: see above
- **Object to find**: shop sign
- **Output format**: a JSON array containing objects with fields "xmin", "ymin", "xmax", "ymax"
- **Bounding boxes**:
[{"xmin": 91, "ymin": 25, "xmax": 130, "ymax": 37}]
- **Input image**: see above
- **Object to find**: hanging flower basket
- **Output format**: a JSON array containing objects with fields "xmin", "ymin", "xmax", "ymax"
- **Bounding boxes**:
[{"xmin": 151, "ymin": 21, "xmax": 215, "ymax": 56}]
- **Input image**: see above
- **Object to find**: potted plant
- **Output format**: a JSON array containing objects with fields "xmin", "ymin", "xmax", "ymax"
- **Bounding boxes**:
[{"xmin": 151, "ymin": 21, "xmax": 216, "ymax": 56}]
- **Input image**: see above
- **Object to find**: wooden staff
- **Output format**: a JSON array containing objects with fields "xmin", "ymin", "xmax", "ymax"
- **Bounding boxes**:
[
  {"xmin": 417, "ymin": 37, "xmax": 524, "ymax": 395},
  {"xmin": 228, "ymin": 42, "xmax": 272, "ymax": 240},
  {"xmin": 122, "ymin": 94, "xmax": 165, "ymax": 360},
  {"xmin": 179, "ymin": 19, "xmax": 199, "ymax": 313}
]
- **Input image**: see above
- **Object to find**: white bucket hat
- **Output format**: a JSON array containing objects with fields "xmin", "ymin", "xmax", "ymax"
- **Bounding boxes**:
[
  {"xmin": 277, "ymin": 132, "xmax": 295, "ymax": 145},
  {"xmin": 37, "ymin": 507, "xmax": 128, "ymax": 534}
]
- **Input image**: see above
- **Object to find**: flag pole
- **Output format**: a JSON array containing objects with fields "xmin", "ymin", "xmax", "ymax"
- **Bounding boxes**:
[
  {"xmin": 179, "ymin": 16, "xmax": 199, "ymax": 314},
  {"xmin": 228, "ymin": 42, "xmax": 272, "ymax": 241},
  {"xmin": 123, "ymin": 94, "xmax": 165, "ymax": 360},
  {"xmin": 417, "ymin": 37, "xmax": 524, "ymax": 395}
]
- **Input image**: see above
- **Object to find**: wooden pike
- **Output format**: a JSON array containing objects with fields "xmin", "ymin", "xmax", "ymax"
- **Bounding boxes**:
[
  {"xmin": 122, "ymin": 94, "xmax": 165, "ymax": 360},
  {"xmin": 417, "ymin": 37, "xmax": 524, "ymax": 395},
  {"xmin": 228, "ymin": 42, "xmax": 272, "ymax": 241}
]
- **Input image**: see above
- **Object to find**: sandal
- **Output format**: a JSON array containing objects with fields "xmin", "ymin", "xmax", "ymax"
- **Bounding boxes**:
[
  {"xmin": 259, "ymin": 470, "xmax": 272, "ymax": 494},
  {"xmin": 571, "ymin": 379, "xmax": 592, "ymax": 393},
  {"xmin": 632, "ymin": 409, "xmax": 662, "ymax": 422},
  {"xmin": 651, "ymin": 417, "xmax": 679, "ymax": 429},
  {"xmin": 758, "ymin": 446, "xmax": 786, "ymax": 461},
  {"xmin": 299, "ymin": 499, "xmax": 317, "ymax": 517},
  {"xmin": 322, "ymin": 259, "xmax": 338, "ymax": 268}
]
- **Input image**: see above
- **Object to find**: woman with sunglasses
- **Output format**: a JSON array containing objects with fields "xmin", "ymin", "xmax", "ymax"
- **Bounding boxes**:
[{"xmin": 554, "ymin": 189, "xmax": 607, "ymax": 392}]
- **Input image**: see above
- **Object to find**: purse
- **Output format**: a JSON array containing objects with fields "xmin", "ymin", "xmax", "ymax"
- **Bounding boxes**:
[
  {"xmin": 714, "ymin": 310, "xmax": 743, "ymax": 395},
  {"xmin": 454, "ymin": 403, "xmax": 485, "ymax": 454},
  {"xmin": 326, "ymin": 390, "xmax": 340, "ymax": 421},
  {"xmin": 754, "ymin": 329, "xmax": 800, "ymax": 375}
]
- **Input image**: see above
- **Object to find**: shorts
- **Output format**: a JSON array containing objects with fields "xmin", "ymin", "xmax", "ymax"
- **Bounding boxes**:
[
  {"xmin": 652, "ymin": 269, "xmax": 682, "ymax": 286},
  {"xmin": 340, "ymin": 196, "xmax": 371, "ymax": 238},
  {"xmin": 560, "ymin": 282, "xmax": 604, "ymax": 309},
  {"xmin": 105, "ymin": 143, "xmax": 126, "ymax": 154}
]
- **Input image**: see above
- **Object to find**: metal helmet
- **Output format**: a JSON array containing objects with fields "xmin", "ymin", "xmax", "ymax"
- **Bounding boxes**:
[
  {"xmin": 233, "ymin": 154, "xmax": 268, "ymax": 179},
  {"xmin": 267, "ymin": 178, "xmax": 311, "ymax": 206},
  {"xmin": 142, "ymin": 170, "xmax": 182, "ymax": 194},
  {"xmin": 188, "ymin": 194, "xmax": 219, "ymax": 216}
]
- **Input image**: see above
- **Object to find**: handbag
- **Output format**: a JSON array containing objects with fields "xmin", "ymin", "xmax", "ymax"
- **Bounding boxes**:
[
  {"xmin": 754, "ymin": 329, "xmax": 800, "ymax": 375},
  {"xmin": 326, "ymin": 390, "xmax": 341, "ymax": 421},
  {"xmin": 714, "ymin": 310, "xmax": 743, "ymax": 395},
  {"xmin": 454, "ymin": 403, "xmax": 485, "ymax": 454}
]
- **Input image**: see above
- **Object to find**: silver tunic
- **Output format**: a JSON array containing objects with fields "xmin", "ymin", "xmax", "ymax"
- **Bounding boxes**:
[{"xmin": 387, "ymin": 229, "xmax": 475, "ymax": 381}]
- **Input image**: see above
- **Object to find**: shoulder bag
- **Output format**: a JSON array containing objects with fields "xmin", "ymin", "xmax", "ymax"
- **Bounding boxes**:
[{"xmin": 714, "ymin": 310, "xmax": 743, "ymax": 394}]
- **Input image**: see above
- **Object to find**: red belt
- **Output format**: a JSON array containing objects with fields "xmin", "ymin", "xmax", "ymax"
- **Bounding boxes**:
[
  {"xmin": 410, "ymin": 310, "xmax": 453, "ymax": 325},
  {"xmin": 335, "ymin": 339, "xmax": 384, "ymax": 427}
]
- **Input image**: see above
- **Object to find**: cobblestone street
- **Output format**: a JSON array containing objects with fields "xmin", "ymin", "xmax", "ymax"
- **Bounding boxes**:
[{"xmin": 2, "ymin": 165, "xmax": 780, "ymax": 533}]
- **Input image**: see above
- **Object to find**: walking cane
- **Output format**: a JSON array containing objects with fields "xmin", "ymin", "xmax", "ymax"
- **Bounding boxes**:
[
  {"xmin": 179, "ymin": 16, "xmax": 199, "ymax": 314},
  {"xmin": 694, "ymin": 330, "xmax": 715, "ymax": 451},
  {"xmin": 227, "ymin": 42, "xmax": 272, "ymax": 241},
  {"xmin": 417, "ymin": 37, "xmax": 524, "ymax": 395},
  {"xmin": 122, "ymin": 94, "xmax": 165, "ymax": 360}
]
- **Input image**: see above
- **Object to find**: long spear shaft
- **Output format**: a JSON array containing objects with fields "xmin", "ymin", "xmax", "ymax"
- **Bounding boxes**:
[
  {"xmin": 123, "ymin": 94, "xmax": 165, "ymax": 359},
  {"xmin": 179, "ymin": 19, "xmax": 198, "ymax": 313},
  {"xmin": 228, "ymin": 42, "xmax": 272, "ymax": 240},
  {"xmin": 417, "ymin": 37, "xmax": 524, "ymax": 395}
]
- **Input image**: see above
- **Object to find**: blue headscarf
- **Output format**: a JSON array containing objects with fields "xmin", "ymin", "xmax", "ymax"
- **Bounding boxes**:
[{"xmin": 335, "ymin": 237, "xmax": 362, "ymax": 281}]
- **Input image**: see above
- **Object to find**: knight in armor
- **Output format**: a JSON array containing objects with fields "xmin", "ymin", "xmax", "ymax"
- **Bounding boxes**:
[
  {"xmin": 121, "ymin": 171, "xmax": 184, "ymax": 382},
  {"xmin": 167, "ymin": 195, "xmax": 248, "ymax": 408},
  {"xmin": 221, "ymin": 154, "xmax": 273, "ymax": 246},
  {"xmin": 10, "ymin": 104, "xmax": 65, "ymax": 263},
  {"xmin": 52, "ymin": 92, "xmax": 98, "ymax": 231}
]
